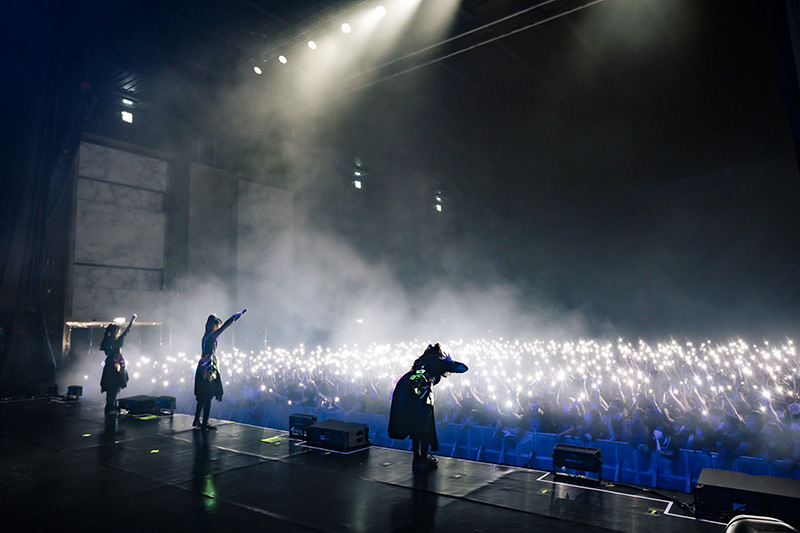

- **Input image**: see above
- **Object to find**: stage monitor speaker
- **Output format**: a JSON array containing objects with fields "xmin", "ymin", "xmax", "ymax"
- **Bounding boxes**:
[
  {"xmin": 117, "ymin": 395, "xmax": 157, "ymax": 414},
  {"xmin": 553, "ymin": 444, "xmax": 602, "ymax": 475},
  {"xmin": 695, "ymin": 468, "xmax": 800, "ymax": 527},
  {"xmin": 155, "ymin": 396, "xmax": 176, "ymax": 414},
  {"xmin": 29, "ymin": 383, "xmax": 58, "ymax": 398},
  {"xmin": 289, "ymin": 413, "xmax": 317, "ymax": 439},
  {"xmin": 306, "ymin": 420, "xmax": 370, "ymax": 451}
]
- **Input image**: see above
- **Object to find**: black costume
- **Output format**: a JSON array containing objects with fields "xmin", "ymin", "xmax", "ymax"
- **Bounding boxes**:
[
  {"xmin": 388, "ymin": 344, "xmax": 468, "ymax": 470},
  {"xmin": 99, "ymin": 318, "xmax": 134, "ymax": 413},
  {"xmin": 193, "ymin": 313, "xmax": 240, "ymax": 429}
]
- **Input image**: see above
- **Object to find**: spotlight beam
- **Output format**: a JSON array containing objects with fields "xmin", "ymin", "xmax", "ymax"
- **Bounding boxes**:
[
  {"xmin": 340, "ymin": 0, "xmax": 607, "ymax": 95},
  {"xmin": 348, "ymin": 0, "xmax": 594, "ymax": 83},
  {"xmin": 225, "ymin": 0, "xmax": 606, "ymax": 131}
]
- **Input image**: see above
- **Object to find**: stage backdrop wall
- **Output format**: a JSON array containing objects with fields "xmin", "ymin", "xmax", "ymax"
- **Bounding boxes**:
[
  {"xmin": 68, "ymin": 141, "xmax": 295, "ymax": 355},
  {"xmin": 72, "ymin": 141, "xmax": 167, "ymax": 321}
]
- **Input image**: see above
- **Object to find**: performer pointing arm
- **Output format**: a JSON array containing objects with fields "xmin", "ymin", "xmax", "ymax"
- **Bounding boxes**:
[
  {"xmin": 193, "ymin": 310, "xmax": 245, "ymax": 430},
  {"xmin": 100, "ymin": 313, "xmax": 136, "ymax": 414}
]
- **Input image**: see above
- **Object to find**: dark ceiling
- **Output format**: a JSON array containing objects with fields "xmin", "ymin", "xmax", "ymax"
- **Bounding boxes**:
[
  {"xmin": 79, "ymin": 0, "xmax": 712, "ymax": 144},
  {"xmin": 4, "ymin": 0, "xmax": 799, "ymax": 339}
]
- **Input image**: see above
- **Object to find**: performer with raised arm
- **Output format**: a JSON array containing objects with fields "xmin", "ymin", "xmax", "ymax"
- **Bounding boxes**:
[
  {"xmin": 388, "ymin": 343, "xmax": 468, "ymax": 471},
  {"xmin": 100, "ymin": 314, "xmax": 136, "ymax": 414},
  {"xmin": 193, "ymin": 309, "xmax": 246, "ymax": 430}
]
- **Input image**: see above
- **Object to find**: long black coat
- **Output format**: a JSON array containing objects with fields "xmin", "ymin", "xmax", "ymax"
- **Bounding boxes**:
[{"xmin": 388, "ymin": 356, "xmax": 467, "ymax": 451}]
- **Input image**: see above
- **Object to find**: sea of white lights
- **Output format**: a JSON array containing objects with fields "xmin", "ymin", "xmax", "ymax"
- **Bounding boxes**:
[{"xmin": 80, "ymin": 337, "xmax": 800, "ymax": 424}]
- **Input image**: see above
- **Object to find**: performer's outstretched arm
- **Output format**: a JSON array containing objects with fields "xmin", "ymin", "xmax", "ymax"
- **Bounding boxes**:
[
  {"xmin": 120, "ymin": 314, "xmax": 137, "ymax": 339},
  {"xmin": 210, "ymin": 309, "xmax": 246, "ymax": 342}
]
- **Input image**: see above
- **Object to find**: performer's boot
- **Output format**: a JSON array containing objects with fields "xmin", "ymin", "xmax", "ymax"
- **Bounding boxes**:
[
  {"xmin": 412, "ymin": 439, "xmax": 424, "ymax": 470},
  {"xmin": 421, "ymin": 441, "xmax": 437, "ymax": 470},
  {"xmin": 413, "ymin": 440, "xmax": 437, "ymax": 471},
  {"xmin": 193, "ymin": 404, "xmax": 202, "ymax": 428}
]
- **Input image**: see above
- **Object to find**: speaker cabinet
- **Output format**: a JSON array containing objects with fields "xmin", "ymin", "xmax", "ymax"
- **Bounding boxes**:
[
  {"xmin": 117, "ymin": 395, "xmax": 157, "ymax": 414},
  {"xmin": 695, "ymin": 468, "xmax": 800, "ymax": 527},
  {"xmin": 553, "ymin": 443, "xmax": 602, "ymax": 475},
  {"xmin": 306, "ymin": 420, "xmax": 370, "ymax": 451},
  {"xmin": 289, "ymin": 413, "xmax": 317, "ymax": 439}
]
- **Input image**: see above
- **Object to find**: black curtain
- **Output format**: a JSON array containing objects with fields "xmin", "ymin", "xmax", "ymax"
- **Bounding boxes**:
[{"xmin": 0, "ymin": 1, "xmax": 94, "ymax": 394}]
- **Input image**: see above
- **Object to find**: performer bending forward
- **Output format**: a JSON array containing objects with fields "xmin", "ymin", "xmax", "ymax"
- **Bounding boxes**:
[
  {"xmin": 388, "ymin": 343, "xmax": 468, "ymax": 471},
  {"xmin": 193, "ymin": 310, "xmax": 245, "ymax": 430},
  {"xmin": 100, "ymin": 314, "xmax": 136, "ymax": 414}
]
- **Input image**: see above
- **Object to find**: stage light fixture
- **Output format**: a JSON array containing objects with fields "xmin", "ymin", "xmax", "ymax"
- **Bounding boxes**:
[
  {"xmin": 114, "ymin": 317, "xmax": 126, "ymax": 324},
  {"xmin": 341, "ymin": 23, "xmax": 352, "ymax": 33},
  {"xmin": 308, "ymin": 40, "xmax": 317, "ymax": 50},
  {"xmin": 436, "ymin": 204, "xmax": 442, "ymax": 212},
  {"xmin": 354, "ymin": 180, "xmax": 362, "ymax": 189},
  {"xmin": 375, "ymin": 6, "xmax": 386, "ymax": 18},
  {"xmin": 253, "ymin": 66, "xmax": 263, "ymax": 75},
  {"xmin": 279, "ymin": 55, "xmax": 287, "ymax": 64},
  {"xmin": 122, "ymin": 98, "xmax": 133, "ymax": 106},
  {"xmin": 120, "ymin": 111, "xmax": 133, "ymax": 123}
]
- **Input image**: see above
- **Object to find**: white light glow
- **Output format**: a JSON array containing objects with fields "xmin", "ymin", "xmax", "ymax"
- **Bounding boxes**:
[
  {"xmin": 121, "ymin": 111, "xmax": 133, "ymax": 123},
  {"xmin": 73, "ymin": 334, "xmax": 800, "ymax": 459},
  {"xmin": 354, "ymin": 180, "xmax": 362, "ymax": 189},
  {"xmin": 341, "ymin": 23, "xmax": 352, "ymax": 33},
  {"xmin": 278, "ymin": 55, "xmax": 287, "ymax": 64},
  {"xmin": 435, "ymin": 204, "xmax": 442, "ymax": 212},
  {"xmin": 114, "ymin": 317, "xmax": 126, "ymax": 324},
  {"xmin": 253, "ymin": 66, "xmax": 263, "ymax": 75},
  {"xmin": 308, "ymin": 41, "xmax": 317, "ymax": 50}
]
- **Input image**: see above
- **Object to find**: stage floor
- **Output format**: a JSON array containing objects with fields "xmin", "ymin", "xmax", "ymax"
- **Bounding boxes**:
[{"xmin": 0, "ymin": 399, "xmax": 725, "ymax": 532}]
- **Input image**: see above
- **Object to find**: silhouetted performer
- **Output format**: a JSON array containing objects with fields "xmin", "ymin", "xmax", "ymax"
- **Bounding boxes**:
[
  {"xmin": 193, "ymin": 310, "xmax": 246, "ymax": 430},
  {"xmin": 388, "ymin": 343, "xmax": 468, "ymax": 471},
  {"xmin": 100, "ymin": 314, "xmax": 136, "ymax": 413}
]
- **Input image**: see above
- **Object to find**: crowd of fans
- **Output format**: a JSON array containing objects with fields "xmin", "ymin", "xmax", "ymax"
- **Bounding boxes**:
[{"xmin": 77, "ymin": 337, "xmax": 800, "ymax": 466}]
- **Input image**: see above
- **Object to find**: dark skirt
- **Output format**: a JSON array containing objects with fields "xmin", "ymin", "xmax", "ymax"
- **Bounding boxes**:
[
  {"xmin": 387, "ymin": 371, "xmax": 439, "ymax": 450},
  {"xmin": 194, "ymin": 364, "xmax": 223, "ymax": 401},
  {"xmin": 100, "ymin": 356, "xmax": 128, "ymax": 393}
]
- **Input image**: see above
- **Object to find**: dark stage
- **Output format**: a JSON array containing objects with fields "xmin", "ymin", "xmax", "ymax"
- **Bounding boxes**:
[{"xmin": 0, "ymin": 399, "xmax": 725, "ymax": 532}]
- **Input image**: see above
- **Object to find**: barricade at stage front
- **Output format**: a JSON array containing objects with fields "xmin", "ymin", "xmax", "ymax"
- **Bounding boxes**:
[{"xmin": 278, "ymin": 408, "xmax": 800, "ymax": 494}]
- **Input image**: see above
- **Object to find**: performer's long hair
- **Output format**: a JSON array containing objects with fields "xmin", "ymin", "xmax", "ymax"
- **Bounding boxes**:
[
  {"xmin": 103, "ymin": 324, "xmax": 120, "ymax": 340},
  {"xmin": 205, "ymin": 315, "xmax": 222, "ymax": 335}
]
